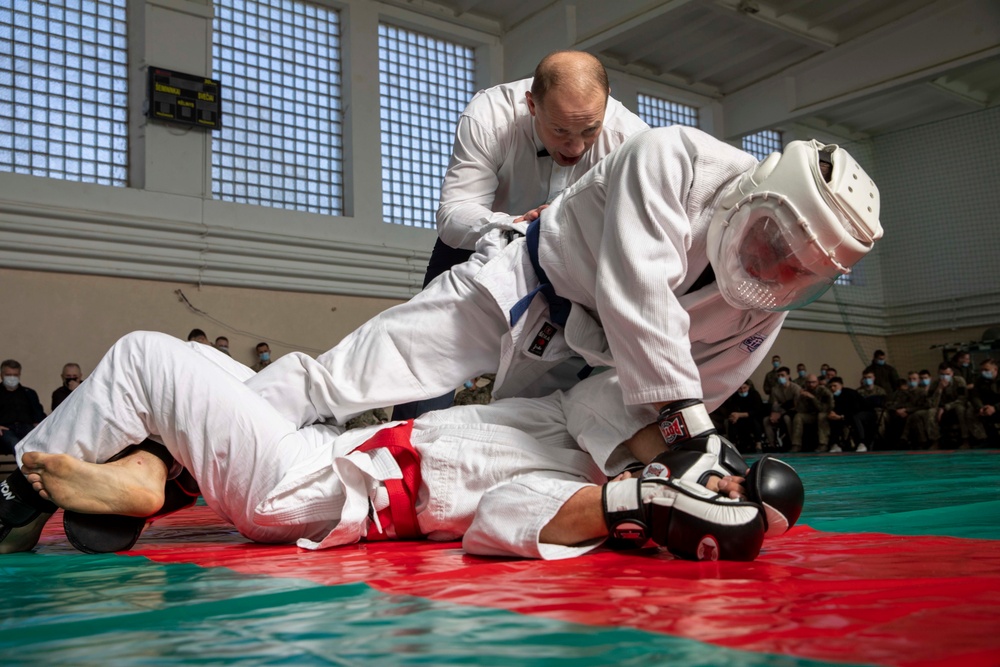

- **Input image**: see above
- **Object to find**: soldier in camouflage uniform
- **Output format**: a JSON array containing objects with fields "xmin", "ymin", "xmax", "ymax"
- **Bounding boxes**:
[
  {"xmin": 927, "ymin": 362, "xmax": 970, "ymax": 449},
  {"xmin": 345, "ymin": 408, "xmax": 390, "ymax": 430},
  {"xmin": 453, "ymin": 374, "xmax": 496, "ymax": 407}
]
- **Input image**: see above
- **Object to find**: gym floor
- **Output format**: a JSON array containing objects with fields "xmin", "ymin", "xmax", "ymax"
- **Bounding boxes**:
[{"xmin": 3, "ymin": 450, "xmax": 999, "ymax": 666}]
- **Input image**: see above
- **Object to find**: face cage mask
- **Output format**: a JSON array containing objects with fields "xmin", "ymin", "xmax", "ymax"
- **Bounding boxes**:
[{"xmin": 716, "ymin": 194, "xmax": 850, "ymax": 312}]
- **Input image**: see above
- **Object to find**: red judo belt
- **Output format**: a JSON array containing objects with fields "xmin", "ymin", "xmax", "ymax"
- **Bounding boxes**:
[{"xmin": 351, "ymin": 419, "xmax": 423, "ymax": 540}]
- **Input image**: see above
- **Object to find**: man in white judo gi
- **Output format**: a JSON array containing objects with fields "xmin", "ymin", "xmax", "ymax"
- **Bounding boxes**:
[
  {"xmin": 247, "ymin": 127, "xmax": 883, "ymax": 467},
  {"xmin": 394, "ymin": 49, "xmax": 647, "ymax": 420},
  {"xmin": 1, "ymin": 332, "xmax": 802, "ymax": 561}
]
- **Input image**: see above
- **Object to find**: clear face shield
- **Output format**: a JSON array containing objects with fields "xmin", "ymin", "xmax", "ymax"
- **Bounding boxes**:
[
  {"xmin": 723, "ymin": 197, "xmax": 848, "ymax": 311},
  {"xmin": 709, "ymin": 140, "xmax": 883, "ymax": 312}
]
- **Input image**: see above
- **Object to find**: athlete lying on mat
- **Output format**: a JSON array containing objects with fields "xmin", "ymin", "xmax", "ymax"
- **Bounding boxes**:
[{"xmin": 1, "ymin": 332, "xmax": 802, "ymax": 561}]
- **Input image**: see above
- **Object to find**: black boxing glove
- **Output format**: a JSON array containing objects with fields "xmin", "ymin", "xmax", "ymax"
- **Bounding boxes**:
[
  {"xmin": 602, "ymin": 476, "xmax": 766, "ymax": 561},
  {"xmin": 745, "ymin": 455, "xmax": 804, "ymax": 536},
  {"xmin": 643, "ymin": 438, "xmax": 804, "ymax": 537}
]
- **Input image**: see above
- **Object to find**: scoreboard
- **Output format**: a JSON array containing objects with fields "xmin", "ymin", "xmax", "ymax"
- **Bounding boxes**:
[{"xmin": 146, "ymin": 67, "xmax": 222, "ymax": 130}]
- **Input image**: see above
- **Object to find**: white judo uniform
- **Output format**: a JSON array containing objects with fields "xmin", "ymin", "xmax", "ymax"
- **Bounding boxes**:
[
  {"xmin": 248, "ymin": 127, "xmax": 788, "ymax": 472},
  {"xmin": 437, "ymin": 77, "xmax": 648, "ymax": 250},
  {"xmin": 14, "ymin": 332, "xmax": 611, "ymax": 560}
]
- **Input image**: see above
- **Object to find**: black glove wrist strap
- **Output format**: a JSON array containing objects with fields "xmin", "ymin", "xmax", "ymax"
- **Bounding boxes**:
[{"xmin": 602, "ymin": 479, "xmax": 648, "ymax": 548}]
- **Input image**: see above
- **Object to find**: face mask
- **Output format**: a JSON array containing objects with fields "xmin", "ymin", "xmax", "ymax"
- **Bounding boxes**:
[
  {"xmin": 940, "ymin": 375, "xmax": 951, "ymax": 383},
  {"xmin": 876, "ymin": 359, "xmax": 886, "ymax": 366},
  {"xmin": 2, "ymin": 375, "xmax": 20, "ymax": 389},
  {"xmin": 909, "ymin": 380, "xmax": 918, "ymax": 388},
  {"xmin": 984, "ymin": 370, "xmax": 996, "ymax": 381},
  {"xmin": 798, "ymin": 370, "xmax": 806, "ymax": 377},
  {"xmin": 833, "ymin": 389, "xmax": 842, "ymax": 397},
  {"xmin": 772, "ymin": 361, "xmax": 780, "ymax": 369},
  {"xmin": 259, "ymin": 352, "xmax": 270, "ymax": 362},
  {"xmin": 863, "ymin": 377, "xmax": 874, "ymax": 386},
  {"xmin": 218, "ymin": 346, "xmax": 229, "ymax": 353},
  {"xmin": 963, "ymin": 362, "xmax": 970, "ymax": 367},
  {"xmin": 463, "ymin": 380, "xmax": 475, "ymax": 389},
  {"xmin": 920, "ymin": 378, "xmax": 931, "ymax": 386},
  {"xmin": 778, "ymin": 376, "xmax": 788, "ymax": 385},
  {"xmin": 738, "ymin": 391, "xmax": 748, "ymax": 398}
]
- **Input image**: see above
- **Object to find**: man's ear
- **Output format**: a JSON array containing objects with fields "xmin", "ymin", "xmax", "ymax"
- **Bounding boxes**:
[{"xmin": 525, "ymin": 91, "xmax": 536, "ymax": 116}]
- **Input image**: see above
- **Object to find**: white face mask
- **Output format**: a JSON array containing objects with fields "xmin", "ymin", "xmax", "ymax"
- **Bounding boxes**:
[{"xmin": 2, "ymin": 375, "xmax": 20, "ymax": 389}]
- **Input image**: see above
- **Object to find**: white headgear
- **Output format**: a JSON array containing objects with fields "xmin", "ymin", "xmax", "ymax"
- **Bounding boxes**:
[{"xmin": 707, "ymin": 140, "xmax": 883, "ymax": 311}]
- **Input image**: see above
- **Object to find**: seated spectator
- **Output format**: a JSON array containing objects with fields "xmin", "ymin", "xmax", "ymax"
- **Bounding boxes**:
[
  {"xmin": 51, "ymin": 363, "xmax": 83, "ymax": 411},
  {"xmin": 720, "ymin": 381, "xmax": 765, "ymax": 453},
  {"xmin": 864, "ymin": 349, "xmax": 901, "ymax": 395},
  {"xmin": 883, "ymin": 378, "xmax": 909, "ymax": 449},
  {"xmin": 214, "ymin": 336, "xmax": 231, "ymax": 356},
  {"xmin": 823, "ymin": 367, "xmax": 838, "ymax": 385},
  {"xmin": 827, "ymin": 377, "xmax": 875, "ymax": 452},
  {"xmin": 918, "ymin": 369, "xmax": 932, "ymax": 390},
  {"xmin": 763, "ymin": 367, "xmax": 800, "ymax": 451},
  {"xmin": 857, "ymin": 369, "xmax": 888, "ymax": 444},
  {"xmin": 793, "ymin": 363, "xmax": 809, "ymax": 388},
  {"xmin": 0, "ymin": 359, "xmax": 45, "ymax": 455},
  {"xmin": 968, "ymin": 358, "xmax": 1000, "ymax": 447},
  {"xmin": 950, "ymin": 350, "xmax": 976, "ymax": 386},
  {"xmin": 927, "ymin": 362, "xmax": 970, "ymax": 449},
  {"xmin": 454, "ymin": 374, "xmax": 496, "ymax": 407},
  {"xmin": 762, "ymin": 355, "xmax": 782, "ymax": 399},
  {"xmin": 252, "ymin": 342, "xmax": 272, "ymax": 372},
  {"xmin": 187, "ymin": 329, "xmax": 210, "ymax": 344},
  {"xmin": 345, "ymin": 408, "xmax": 390, "ymax": 430},
  {"xmin": 886, "ymin": 371, "xmax": 931, "ymax": 449},
  {"xmin": 790, "ymin": 374, "xmax": 832, "ymax": 453}
]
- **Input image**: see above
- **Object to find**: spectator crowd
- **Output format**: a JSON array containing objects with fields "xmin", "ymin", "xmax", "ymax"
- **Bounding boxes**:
[{"xmin": 713, "ymin": 350, "xmax": 1000, "ymax": 454}]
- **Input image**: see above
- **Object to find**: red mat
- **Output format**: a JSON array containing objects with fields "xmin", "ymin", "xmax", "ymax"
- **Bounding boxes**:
[{"xmin": 38, "ymin": 506, "xmax": 1000, "ymax": 667}]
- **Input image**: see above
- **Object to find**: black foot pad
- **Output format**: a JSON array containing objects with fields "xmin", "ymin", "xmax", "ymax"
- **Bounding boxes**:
[{"xmin": 63, "ymin": 511, "xmax": 146, "ymax": 554}]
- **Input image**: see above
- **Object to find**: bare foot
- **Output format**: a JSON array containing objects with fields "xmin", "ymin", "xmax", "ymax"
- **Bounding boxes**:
[
  {"xmin": 0, "ymin": 513, "xmax": 52, "ymax": 554},
  {"xmin": 21, "ymin": 450, "xmax": 167, "ymax": 517}
]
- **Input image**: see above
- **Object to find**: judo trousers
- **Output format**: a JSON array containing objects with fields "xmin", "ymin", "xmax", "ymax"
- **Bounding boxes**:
[{"xmin": 16, "ymin": 332, "xmax": 607, "ymax": 559}]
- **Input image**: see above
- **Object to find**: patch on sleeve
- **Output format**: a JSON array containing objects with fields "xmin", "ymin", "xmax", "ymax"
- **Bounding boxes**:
[{"xmin": 739, "ymin": 332, "xmax": 767, "ymax": 354}]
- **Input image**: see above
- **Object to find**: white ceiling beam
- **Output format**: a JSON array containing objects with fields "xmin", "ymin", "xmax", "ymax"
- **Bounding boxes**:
[
  {"xmin": 926, "ymin": 77, "xmax": 991, "ymax": 108},
  {"xmin": 705, "ymin": 0, "xmax": 837, "ymax": 50},
  {"xmin": 721, "ymin": 0, "xmax": 1000, "ymax": 138},
  {"xmin": 572, "ymin": 0, "xmax": 698, "ymax": 51}
]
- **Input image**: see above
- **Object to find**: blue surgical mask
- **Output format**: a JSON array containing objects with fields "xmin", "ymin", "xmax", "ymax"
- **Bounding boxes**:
[
  {"xmin": 920, "ymin": 378, "xmax": 931, "ymax": 386},
  {"xmin": 798, "ymin": 370, "xmax": 806, "ymax": 377},
  {"xmin": 778, "ymin": 376, "xmax": 788, "ymax": 385},
  {"xmin": 464, "ymin": 380, "xmax": 475, "ymax": 389},
  {"xmin": 984, "ymin": 370, "xmax": 995, "ymax": 380},
  {"xmin": 963, "ymin": 362, "xmax": 970, "ymax": 367},
  {"xmin": 909, "ymin": 380, "xmax": 918, "ymax": 388},
  {"xmin": 940, "ymin": 375, "xmax": 951, "ymax": 383},
  {"xmin": 259, "ymin": 351, "xmax": 270, "ymax": 362},
  {"xmin": 863, "ymin": 377, "xmax": 874, "ymax": 386},
  {"xmin": 772, "ymin": 361, "xmax": 780, "ymax": 369},
  {"xmin": 738, "ymin": 391, "xmax": 748, "ymax": 398},
  {"xmin": 2, "ymin": 375, "xmax": 19, "ymax": 390},
  {"xmin": 876, "ymin": 359, "xmax": 886, "ymax": 366},
  {"xmin": 833, "ymin": 389, "xmax": 842, "ymax": 397}
]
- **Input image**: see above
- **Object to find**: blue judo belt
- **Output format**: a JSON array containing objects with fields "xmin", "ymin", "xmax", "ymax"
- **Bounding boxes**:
[
  {"xmin": 508, "ymin": 219, "xmax": 592, "ymax": 381},
  {"xmin": 509, "ymin": 218, "xmax": 572, "ymax": 327}
]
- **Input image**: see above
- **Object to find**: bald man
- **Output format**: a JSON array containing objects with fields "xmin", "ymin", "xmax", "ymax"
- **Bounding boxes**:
[{"xmin": 394, "ymin": 50, "xmax": 648, "ymax": 420}]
